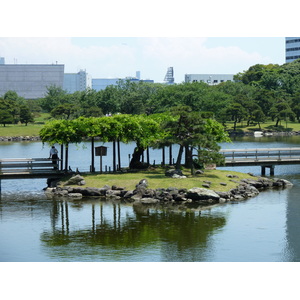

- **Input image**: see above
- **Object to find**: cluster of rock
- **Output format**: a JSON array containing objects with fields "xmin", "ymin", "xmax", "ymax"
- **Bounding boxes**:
[
  {"xmin": 45, "ymin": 173, "xmax": 293, "ymax": 206},
  {"xmin": 0, "ymin": 136, "xmax": 41, "ymax": 142}
]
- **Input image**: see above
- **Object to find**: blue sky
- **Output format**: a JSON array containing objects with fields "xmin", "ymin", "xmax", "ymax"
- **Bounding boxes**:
[{"xmin": 0, "ymin": 37, "xmax": 286, "ymax": 83}]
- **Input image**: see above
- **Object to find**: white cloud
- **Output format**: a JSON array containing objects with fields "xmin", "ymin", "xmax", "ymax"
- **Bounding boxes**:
[{"xmin": 0, "ymin": 37, "xmax": 281, "ymax": 83}]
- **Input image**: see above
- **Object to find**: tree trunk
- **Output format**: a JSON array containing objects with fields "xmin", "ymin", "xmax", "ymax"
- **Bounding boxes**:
[
  {"xmin": 91, "ymin": 137, "xmax": 95, "ymax": 172},
  {"xmin": 184, "ymin": 145, "xmax": 193, "ymax": 168},
  {"xmin": 129, "ymin": 146, "xmax": 147, "ymax": 169},
  {"xmin": 175, "ymin": 144, "xmax": 184, "ymax": 169},
  {"xmin": 169, "ymin": 144, "xmax": 173, "ymax": 165},
  {"xmin": 113, "ymin": 140, "xmax": 116, "ymax": 172},
  {"xmin": 60, "ymin": 144, "xmax": 64, "ymax": 171},
  {"xmin": 64, "ymin": 143, "xmax": 69, "ymax": 171},
  {"xmin": 117, "ymin": 139, "xmax": 121, "ymax": 170}
]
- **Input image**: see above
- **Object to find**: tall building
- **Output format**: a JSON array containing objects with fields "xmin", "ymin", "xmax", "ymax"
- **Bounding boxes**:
[
  {"xmin": 164, "ymin": 67, "xmax": 174, "ymax": 84},
  {"xmin": 285, "ymin": 37, "xmax": 300, "ymax": 63},
  {"xmin": 185, "ymin": 74, "xmax": 234, "ymax": 85},
  {"xmin": 63, "ymin": 70, "xmax": 91, "ymax": 93},
  {"xmin": 0, "ymin": 57, "xmax": 4, "ymax": 65},
  {"xmin": 0, "ymin": 63, "xmax": 64, "ymax": 99}
]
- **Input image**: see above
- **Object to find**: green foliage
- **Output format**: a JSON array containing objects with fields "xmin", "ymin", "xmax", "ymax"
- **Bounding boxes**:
[
  {"xmin": 161, "ymin": 105, "xmax": 230, "ymax": 172},
  {"xmin": 19, "ymin": 104, "xmax": 34, "ymax": 125}
]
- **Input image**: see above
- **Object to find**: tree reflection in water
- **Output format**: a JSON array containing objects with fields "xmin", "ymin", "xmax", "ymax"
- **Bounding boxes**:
[{"xmin": 41, "ymin": 199, "xmax": 227, "ymax": 261}]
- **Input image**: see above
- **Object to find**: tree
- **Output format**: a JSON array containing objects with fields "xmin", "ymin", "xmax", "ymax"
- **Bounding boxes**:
[
  {"xmin": 0, "ymin": 109, "xmax": 14, "ymax": 126},
  {"xmin": 50, "ymin": 103, "xmax": 79, "ymax": 119},
  {"xmin": 40, "ymin": 85, "xmax": 68, "ymax": 112},
  {"xmin": 0, "ymin": 98, "xmax": 14, "ymax": 126},
  {"xmin": 39, "ymin": 119, "xmax": 83, "ymax": 170},
  {"xmin": 19, "ymin": 104, "xmax": 34, "ymax": 125},
  {"xmin": 251, "ymin": 107, "xmax": 265, "ymax": 130},
  {"xmin": 161, "ymin": 106, "xmax": 230, "ymax": 174},
  {"xmin": 269, "ymin": 99, "xmax": 295, "ymax": 127},
  {"xmin": 225, "ymin": 103, "xmax": 247, "ymax": 131}
]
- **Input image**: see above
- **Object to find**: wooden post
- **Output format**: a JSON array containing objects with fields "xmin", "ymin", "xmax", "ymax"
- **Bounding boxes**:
[
  {"xmin": 60, "ymin": 144, "xmax": 64, "ymax": 171},
  {"xmin": 91, "ymin": 137, "xmax": 95, "ymax": 172},
  {"xmin": 162, "ymin": 146, "xmax": 165, "ymax": 166}
]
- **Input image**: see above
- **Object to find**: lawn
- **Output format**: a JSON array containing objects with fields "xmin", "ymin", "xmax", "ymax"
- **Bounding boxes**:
[
  {"xmin": 0, "ymin": 113, "xmax": 50, "ymax": 137},
  {"xmin": 62, "ymin": 167, "xmax": 257, "ymax": 193}
]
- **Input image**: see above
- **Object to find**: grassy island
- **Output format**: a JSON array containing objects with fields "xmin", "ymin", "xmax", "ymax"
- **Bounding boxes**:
[{"xmin": 60, "ymin": 167, "xmax": 258, "ymax": 193}]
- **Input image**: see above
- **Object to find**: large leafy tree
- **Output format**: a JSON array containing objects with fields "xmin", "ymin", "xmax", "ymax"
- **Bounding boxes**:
[
  {"xmin": 40, "ymin": 119, "xmax": 83, "ymax": 170},
  {"xmin": 161, "ymin": 106, "xmax": 230, "ymax": 173},
  {"xmin": 269, "ymin": 98, "xmax": 295, "ymax": 127}
]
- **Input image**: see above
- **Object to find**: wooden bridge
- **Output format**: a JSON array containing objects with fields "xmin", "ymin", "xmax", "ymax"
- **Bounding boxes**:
[
  {"xmin": 0, "ymin": 158, "xmax": 67, "ymax": 190},
  {"xmin": 220, "ymin": 147, "xmax": 300, "ymax": 175}
]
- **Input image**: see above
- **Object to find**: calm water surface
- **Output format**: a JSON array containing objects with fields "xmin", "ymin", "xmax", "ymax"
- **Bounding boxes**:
[{"xmin": 1, "ymin": 135, "xmax": 300, "ymax": 262}]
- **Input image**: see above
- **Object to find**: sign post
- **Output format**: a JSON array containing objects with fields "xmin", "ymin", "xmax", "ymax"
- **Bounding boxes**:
[{"xmin": 95, "ymin": 146, "xmax": 107, "ymax": 174}]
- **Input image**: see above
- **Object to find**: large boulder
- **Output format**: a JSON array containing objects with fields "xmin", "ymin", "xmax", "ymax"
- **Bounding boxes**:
[
  {"xmin": 186, "ymin": 187, "xmax": 220, "ymax": 201},
  {"xmin": 64, "ymin": 174, "xmax": 85, "ymax": 186}
]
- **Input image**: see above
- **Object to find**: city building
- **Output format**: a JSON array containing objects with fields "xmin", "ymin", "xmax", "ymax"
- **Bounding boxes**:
[
  {"xmin": 92, "ymin": 71, "xmax": 154, "ymax": 91},
  {"xmin": 164, "ymin": 67, "xmax": 174, "ymax": 84},
  {"xmin": 92, "ymin": 78, "xmax": 121, "ymax": 91},
  {"xmin": 285, "ymin": 37, "xmax": 300, "ymax": 63},
  {"xmin": 185, "ymin": 74, "xmax": 234, "ymax": 85},
  {"xmin": 0, "ymin": 57, "xmax": 4, "ymax": 65},
  {"xmin": 63, "ymin": 70, "xmax": 91, "ymax": 93},
  {"xmin": 0, "ymin": 63, "xmax": 64, "ymax": 99}
]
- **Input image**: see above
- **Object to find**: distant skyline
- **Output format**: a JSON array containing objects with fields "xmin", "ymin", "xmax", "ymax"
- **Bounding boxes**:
[{"xmin": 0, "ymin": 37, "xmax": 286, "ymax": 83}]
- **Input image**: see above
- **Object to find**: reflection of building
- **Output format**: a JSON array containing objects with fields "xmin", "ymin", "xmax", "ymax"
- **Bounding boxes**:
[
  {"xmin": 185, "ymin": 74, "xmax": 234, "ymax": 85},
  {"xmin": 285, "ymin": 37, "xmax": 300, "ymax": 63},
  {"xmin": 0, "ymin": 62, "xmax": 64, "ymax": 99},
  {"xmin": 63, "ymin": 70, "xmax": 91, "ymax": 93}
]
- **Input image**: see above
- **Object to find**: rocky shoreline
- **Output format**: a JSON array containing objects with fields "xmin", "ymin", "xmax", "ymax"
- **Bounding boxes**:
[
  {"xmin": 0, "ymin": 136, "xmax": 41, "ymax": 142},
  {"xmin": 45, "ymin": 174, "xmax": 293, "ymax": 207}
]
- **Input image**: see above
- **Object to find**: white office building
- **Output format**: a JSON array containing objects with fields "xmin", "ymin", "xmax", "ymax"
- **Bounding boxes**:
[
  {"xmin": 0, "ymin": 63, "xmax": 64, "ymax": 99},
  {"xmin": 285, "ymin": 37, "xmax": 300, "ymax": 63},
  {"xmin": 185, "ymin": 74, "xmax": 234, "ymax": 85}
]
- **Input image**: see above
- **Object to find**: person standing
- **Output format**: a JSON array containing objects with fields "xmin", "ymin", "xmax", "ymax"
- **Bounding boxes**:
[{"xmin": 49, "ymin": 146, "xmax": 59, "ymax": 167}]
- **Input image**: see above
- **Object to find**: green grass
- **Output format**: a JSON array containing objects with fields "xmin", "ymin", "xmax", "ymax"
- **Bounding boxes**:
[
  {"xmin": 226, "ymin": 120, "xmax": 300, "ymax": 132},
  {"xmin": 0, "ymin": 113, "xmax": 50, "ymax": 137},
  {"xmin": 61, "ymin": 167, "xmax": 257, "ymax": 193}
]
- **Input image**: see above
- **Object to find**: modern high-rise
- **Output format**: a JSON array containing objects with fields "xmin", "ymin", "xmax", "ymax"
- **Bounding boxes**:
[
  {"xmin": 285, "ymin": 37, "xmax": 300, "ymax": 63},
  {"xmin": 0, "ymin": 63, "xmax": 64, "ymax": 99}
]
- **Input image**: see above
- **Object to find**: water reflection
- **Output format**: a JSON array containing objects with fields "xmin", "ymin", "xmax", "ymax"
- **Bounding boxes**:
[
  {"xmin": 284, "ymin": 176, "xmax": 300, "ymax": 262},
  {"xmin": 40, "ymin": 199, "xmax": 227, "ymax": 262}
]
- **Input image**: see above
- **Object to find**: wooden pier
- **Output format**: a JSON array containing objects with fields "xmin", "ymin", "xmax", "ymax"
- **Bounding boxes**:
[
  {"xmin": 220, "ymin": 147, "xmax": 300, "ymax": 175},
  {"xmin": 0, "ymin": 158, "xmax": 67, "ymax": 190}
]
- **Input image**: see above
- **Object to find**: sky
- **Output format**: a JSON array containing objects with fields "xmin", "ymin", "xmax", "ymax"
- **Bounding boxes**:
[
  {"xmin": 1, "ymin": 1, "xmax": 297, "ymax": 84},
  {"xmin": 0, "ymin": 37, "xmax": 286, "ymax": 83}
]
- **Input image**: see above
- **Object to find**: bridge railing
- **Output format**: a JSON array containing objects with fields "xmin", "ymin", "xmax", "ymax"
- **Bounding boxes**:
[
  {"xmin": 0, "ymin": 158, "xmax": 63, "ymax": 174},
  {"xmin": 220, "ymin": 147, "xmax": 300, "ymax": 161}
]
